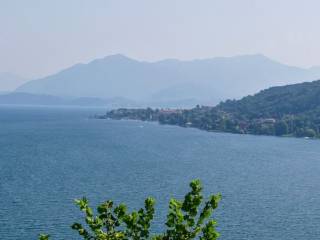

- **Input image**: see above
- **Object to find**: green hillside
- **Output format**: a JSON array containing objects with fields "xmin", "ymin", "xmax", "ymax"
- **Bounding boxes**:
[
  {"xmin": 104, "ymin": 80, "xmax": 320, "ymax": 138},
  {"xmin": 219, "ymin": 80, "xmax": 320, "ymax": 118}
]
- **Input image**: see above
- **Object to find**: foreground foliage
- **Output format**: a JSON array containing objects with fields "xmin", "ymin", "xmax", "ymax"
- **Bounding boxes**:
[{"xmin": 40, "ymin": 180, "xmax": 221, "ymax": 240}]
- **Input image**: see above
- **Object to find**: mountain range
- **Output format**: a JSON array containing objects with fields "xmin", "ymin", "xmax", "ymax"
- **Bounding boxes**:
[{"xmin": 15, "ymin": 54, "xmax": 320, "ymax": 107}]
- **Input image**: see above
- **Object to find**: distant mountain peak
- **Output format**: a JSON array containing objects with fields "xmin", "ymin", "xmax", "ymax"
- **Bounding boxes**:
[
  {"xmin": 87, "ymin": 54, "xmax": 135, "ymax": 65},
  {"xmin": 102, "ymin": 54, "xmax": 134, "ymax": 62},
  {"xmin": 89, "ymin": 53, "xmax": 275, "ymax": 65},
  {"xmin": 15, "ymin": 54, "xmax": 320, "ymax": 104}
]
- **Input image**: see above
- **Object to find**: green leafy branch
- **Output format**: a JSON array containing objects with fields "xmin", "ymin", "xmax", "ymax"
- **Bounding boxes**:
[{"xmin": 39, "ymin": 180, "xmax": 221, "ymax": 240}]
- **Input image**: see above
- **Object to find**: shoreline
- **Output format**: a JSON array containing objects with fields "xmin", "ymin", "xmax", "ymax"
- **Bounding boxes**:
[{"xmin": 97, "ymin": 115, "xmax": 318, "ymax": 140}]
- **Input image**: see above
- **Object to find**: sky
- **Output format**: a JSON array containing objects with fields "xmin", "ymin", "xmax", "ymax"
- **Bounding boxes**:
[{"xmin": 1, "ymin": 0, "xmax": 320, "ymax": 79}]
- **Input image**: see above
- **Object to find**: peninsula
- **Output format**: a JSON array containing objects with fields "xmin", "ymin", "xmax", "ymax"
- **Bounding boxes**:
[{"xmin": 99, "ymin": 80, "xmax": 320, "ymax": 138}]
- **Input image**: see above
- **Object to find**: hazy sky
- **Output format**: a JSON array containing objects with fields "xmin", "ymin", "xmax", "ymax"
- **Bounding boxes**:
[{"xmin": 1, "ymin": 0, "xmax": 320, "ymax": 79}]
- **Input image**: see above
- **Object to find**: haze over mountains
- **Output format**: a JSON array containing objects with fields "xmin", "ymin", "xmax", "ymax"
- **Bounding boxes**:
[
  {"xmin": 8, "ymin": 54, "xmax": 320, "ymax": 107},
  {"xmin": 0, "ymin": 72, "xmax": 27, "ymax": 92}
]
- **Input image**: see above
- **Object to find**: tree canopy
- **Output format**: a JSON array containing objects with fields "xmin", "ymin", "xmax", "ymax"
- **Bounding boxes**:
[{"xmin": 39, "ymin": 180, "xmax": 221, "ymax": 240}]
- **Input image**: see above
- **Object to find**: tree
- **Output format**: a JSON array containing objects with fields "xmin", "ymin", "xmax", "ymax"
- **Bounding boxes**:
[
  {"xmin": 274, "ymin": 120, "xmax": 288, "ymax": 136},
  {"xmin": 39, "ymin": 180, "xmax": 221, "ymax": 240}
]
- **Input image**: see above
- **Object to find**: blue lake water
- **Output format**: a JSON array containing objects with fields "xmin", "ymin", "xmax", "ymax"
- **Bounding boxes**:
[{"xmin": 0, "ymin": 106, "xmax": 320, "ymax": 239}]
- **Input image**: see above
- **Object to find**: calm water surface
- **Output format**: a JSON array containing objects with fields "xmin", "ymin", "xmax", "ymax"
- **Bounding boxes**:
[{"xmin": 0, "ymin": 106, "xmax": 320, "ymax": 239}]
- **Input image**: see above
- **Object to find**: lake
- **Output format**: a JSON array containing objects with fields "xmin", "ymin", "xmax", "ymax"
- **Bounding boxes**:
[{"xmin": 0, "ymin": 106, "xmax": 320, "ymax": 239}]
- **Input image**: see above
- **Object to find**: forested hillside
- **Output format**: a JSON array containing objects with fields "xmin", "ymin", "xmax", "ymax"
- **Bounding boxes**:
[{"xmin": 103, "ymin": 80, "xmax": 320, "ymax": 138}]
